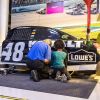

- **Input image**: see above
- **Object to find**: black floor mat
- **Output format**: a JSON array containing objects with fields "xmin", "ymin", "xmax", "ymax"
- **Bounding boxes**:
[{"xmin": 0, "ymin": 73, "xmax": 97, "ymax": 99}]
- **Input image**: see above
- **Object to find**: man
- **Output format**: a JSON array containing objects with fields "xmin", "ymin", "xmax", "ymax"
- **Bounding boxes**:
[{"xmin": 26, "ymin": 39, "xmax": 52, "ymax": 82}]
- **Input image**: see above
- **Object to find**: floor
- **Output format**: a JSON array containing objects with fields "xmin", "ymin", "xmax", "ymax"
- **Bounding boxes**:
[
  {"xmin": 11, "ymin": 11, "xmax": 98, "ymax": 28},
  {"xmin": 0, "ymin": 81, "xmax": 100, "ymax": 100},
  {"xmin": 0, "ymin": 74, "xmax": 100, "ymax": 100}
]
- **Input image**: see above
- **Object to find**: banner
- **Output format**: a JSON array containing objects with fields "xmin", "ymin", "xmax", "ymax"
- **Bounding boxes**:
[{"xmin": 47, "ymin": 1, "xmax": 64, "ymax": 14}]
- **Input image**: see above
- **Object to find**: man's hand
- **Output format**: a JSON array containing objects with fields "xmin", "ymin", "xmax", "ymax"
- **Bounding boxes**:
[{"xmin": 44, "ymin": 59, "xmax": 50, "ymax": 64}]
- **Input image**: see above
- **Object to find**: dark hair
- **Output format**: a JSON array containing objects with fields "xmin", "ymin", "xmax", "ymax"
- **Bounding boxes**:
[{"xmin": 54, "ymin": 39, "xmax": 65, "ymax": 49}]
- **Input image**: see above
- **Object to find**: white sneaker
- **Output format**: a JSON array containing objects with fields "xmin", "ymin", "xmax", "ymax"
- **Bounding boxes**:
[
  {"xmin": 61, "ymin": 74, "xmax": 68, "ymax": 82},
  {"xmin": 55, "ymin": 71, "xmax": 62, "ymax": 81}
]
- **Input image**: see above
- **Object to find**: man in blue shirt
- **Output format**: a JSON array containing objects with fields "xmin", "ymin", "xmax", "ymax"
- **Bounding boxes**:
[{"xmin": 26, "ymin": 39, "xmax": 52, "ymax": 82}]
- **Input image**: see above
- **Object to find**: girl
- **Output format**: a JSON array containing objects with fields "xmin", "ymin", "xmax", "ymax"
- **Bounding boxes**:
[{"xmin": 51, "ymin": 39, "xmax": 71, "ymax": 82}]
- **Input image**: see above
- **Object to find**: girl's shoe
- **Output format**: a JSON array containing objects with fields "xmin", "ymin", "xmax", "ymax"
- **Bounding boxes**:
[{"xmin": 61, "ymin": 74, "xmax": 68, "ymax": 82}]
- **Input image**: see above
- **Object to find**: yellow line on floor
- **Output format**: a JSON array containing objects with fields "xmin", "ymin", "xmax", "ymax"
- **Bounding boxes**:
[{"xmin": 0, "ymin": 95, "xmax": 27, "ymax": 100}]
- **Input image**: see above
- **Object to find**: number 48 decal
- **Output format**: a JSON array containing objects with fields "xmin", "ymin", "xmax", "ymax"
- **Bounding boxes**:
[{"xmin": 2, "ymin": 42, "xmax": 25, "ymax": 61}]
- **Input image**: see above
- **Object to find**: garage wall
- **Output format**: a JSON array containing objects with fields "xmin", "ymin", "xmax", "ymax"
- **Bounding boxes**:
[{"xmin": 0, "ymin": 0, "xmax": 9, "ymax": 43}]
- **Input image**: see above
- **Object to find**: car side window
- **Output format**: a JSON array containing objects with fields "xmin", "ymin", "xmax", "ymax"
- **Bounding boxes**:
[{"xmin": 6, "ymin": 27, "xmax": 32, "ymax": 41}]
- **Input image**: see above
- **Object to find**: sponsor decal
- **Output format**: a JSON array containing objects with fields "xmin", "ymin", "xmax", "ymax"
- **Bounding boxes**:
[
  {"xmin": 1, "ymin": 41, "xmax": 36, "ymax": 62},
  {"xmin": 1, "ymin": 41, "xmax": 96, "ymax": 63},
  {"xmin": 65, "ymin": 40, "xmax": 84, "ymax": 48},
  {"xmin": 68, "ymin": 49, "xmax": 96, "ymax": 62}
]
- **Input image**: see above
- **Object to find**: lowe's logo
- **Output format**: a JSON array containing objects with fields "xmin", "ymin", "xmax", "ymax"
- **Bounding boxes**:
[{"xmin": 68, "ymin": 49, "xmax": 96, "ymax": 62}]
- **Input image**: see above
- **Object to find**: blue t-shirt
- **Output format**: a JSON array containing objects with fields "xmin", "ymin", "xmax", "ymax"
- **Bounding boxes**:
[{"xmin": 27, "ymin": 41, "xmax": 51, "ymax": 61}]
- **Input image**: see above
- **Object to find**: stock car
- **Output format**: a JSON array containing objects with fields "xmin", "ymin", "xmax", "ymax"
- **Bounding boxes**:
[
  {"xmin": 0, "ymin": 26, "xmax": 99, "ymax": 71},
  {"xmin": 36, "ymin": 8, "xmax": 46, "ymax": 14}
]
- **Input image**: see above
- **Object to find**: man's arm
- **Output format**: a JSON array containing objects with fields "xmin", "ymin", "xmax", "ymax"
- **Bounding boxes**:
[{"xmin": 44, "ymin": 45, "xmax": 51, "ymax": 64}]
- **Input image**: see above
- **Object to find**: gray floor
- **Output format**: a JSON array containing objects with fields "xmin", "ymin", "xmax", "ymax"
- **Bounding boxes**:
[{"xmin": 0, "ymin": 73, "xmax": 97, "ymax": 99}]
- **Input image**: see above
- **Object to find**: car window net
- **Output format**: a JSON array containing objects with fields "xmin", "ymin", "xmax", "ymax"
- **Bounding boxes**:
[{"xmin": 10, "ymin": 28, "xmax": 32, "ymax": 41}]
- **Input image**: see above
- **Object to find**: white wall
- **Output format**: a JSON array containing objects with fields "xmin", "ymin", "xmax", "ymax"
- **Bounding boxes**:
[
  {"xmin": 0, "ymin": 0, "xmax": 9, "ymax": 43},
  {"xmin": 0, "ymin": 0, "xmax": 1, "ymax": 42},
  {"xmin": 99, "ymin": 0, "xmax": 100, "ymax": 13}
]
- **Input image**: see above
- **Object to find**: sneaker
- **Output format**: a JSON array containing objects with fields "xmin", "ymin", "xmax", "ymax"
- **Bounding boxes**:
[
  {"xmin": 67, "ymin": 75, "xmax": 71, "ymax": 80},
  {"xmin": 61, "ymin": 74, "xmax": 68, "ymax": 82},
  {"xmin": 66, "ymin": 72, "xmax": 71, "ymax": 80},
  {"xmin": 55, "ymin": 71, "xmax": 62, "ymax": 81},
  {"xmin": 31, "ymin": 70, "xmax": 40, "ymax": 82}
]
